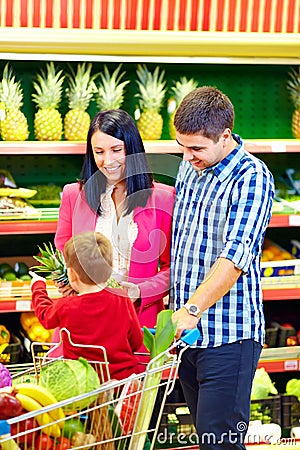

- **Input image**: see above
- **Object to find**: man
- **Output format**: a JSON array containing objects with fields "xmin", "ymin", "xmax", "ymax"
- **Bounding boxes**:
[{"xmin": 171, "ymin": 86, "xmax": 274, "ymax": 450}]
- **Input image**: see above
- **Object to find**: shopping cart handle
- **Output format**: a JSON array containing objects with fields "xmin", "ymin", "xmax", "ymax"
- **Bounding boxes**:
[{"xmin": 146, "ymin": 328, "xmax": 200, "ymax": 345}]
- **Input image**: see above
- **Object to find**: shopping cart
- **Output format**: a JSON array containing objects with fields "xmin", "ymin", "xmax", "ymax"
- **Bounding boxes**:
[{"xmin": 0, "ymin": 327, "xmax": 200, "ymax": 450}]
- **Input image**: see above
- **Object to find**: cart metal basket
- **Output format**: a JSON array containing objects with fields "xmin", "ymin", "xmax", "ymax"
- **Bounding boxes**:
[{"xmin": 0, "ymin": 328, "xmax": 199, "ymax": 450}]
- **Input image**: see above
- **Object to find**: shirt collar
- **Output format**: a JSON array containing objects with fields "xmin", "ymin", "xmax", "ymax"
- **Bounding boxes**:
[{"xmin": 207, "ymin": 134, "xmax": 244, "ymax": 182}]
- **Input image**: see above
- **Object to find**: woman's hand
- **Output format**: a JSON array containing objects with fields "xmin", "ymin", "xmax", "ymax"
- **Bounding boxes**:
[{"xmin": 119, "ymin": 281, "xmax": 140, "ymax": 303}]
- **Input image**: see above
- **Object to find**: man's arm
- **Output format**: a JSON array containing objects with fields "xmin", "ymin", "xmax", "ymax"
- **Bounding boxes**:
[{"xmin": 172, "ymin": 257, "xmax": 242, "ymax": 338}]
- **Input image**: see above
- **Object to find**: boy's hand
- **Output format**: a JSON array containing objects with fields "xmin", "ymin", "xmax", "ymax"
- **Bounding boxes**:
[{"xmin": 29, "ymin": 270, "xmax": 46, "ymax": 287}]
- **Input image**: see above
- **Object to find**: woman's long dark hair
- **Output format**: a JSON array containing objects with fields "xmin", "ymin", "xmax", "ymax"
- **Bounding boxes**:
[{"xmin": 80, "ymin": 109, "xmax": 154, "ymax": 215}]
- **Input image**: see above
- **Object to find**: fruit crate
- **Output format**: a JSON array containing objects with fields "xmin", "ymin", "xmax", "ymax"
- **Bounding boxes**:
[
  {"xmin": 250, "ymin": 396, "xmax": 281, "ymax": 425},
  {"xmin": 265, "ymin": 323, "xmax": 297, "ymax": 348},
  {"xmin": 281, "ymin": 395, "xmax": 300, "ymax": 429},
  {"xmin": 261, "ymin": 238, "xmax": 300, "ymax": 279},
  {"xmin": 0, "ymin": 332, "xmax": 22, "ymax": 364},
  {"xmin": 158, "ymin": 402, "xmax": 196, "ymax": 444}
]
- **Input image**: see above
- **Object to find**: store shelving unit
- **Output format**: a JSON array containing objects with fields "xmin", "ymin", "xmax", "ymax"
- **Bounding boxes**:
[{"xmin": 0, "ymin": 0, "xmax": 300, "ymax": 391}]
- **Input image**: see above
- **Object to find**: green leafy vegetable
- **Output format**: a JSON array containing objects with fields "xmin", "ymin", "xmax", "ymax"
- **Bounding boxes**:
[
  {"xmin": 130, "ymin": 310, "xmax": 176, "ymax": 449},
  {"xmin": 286, "ymin": 378, "xmax": 300, "ymax": 401},
  {"xmin": 251, "ymin": 367, "xmax": 278, "ymax": 400},
  {"xmin": 39, "ymin": 357, "xmax": 100, "ymax": 411}
]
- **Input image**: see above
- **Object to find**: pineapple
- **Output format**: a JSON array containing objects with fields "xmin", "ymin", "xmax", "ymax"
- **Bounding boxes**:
[
  {"xmin": 32, "ymin": 242, "xmax": 69, "ymax": 286},
  {"xmin": 64, "ymin": 63, "xmax": 98, "ymax": 141},
  {"xmin": 287, "ymin": 67, "xmax": 300, "ymax": 138},
  {"xmin": 95, "ymin": 64, "xmax": 130, "ymax": 110},
  {"xmin": 32, "ymin": 62, "xmax": 65, "ymax": 141},
  {"xmin": 31, "ymin": 241, "xmax": 121, "ymax": 288},
  {"xmin": 0, "ymin": 64, "xmax": 29, "ymax": 141},
  {"xmin": 168, "ymin": 76, "xmax": 198, "ymax": 139},
  {"xmin": 135, "ymin": 64, "xmax": 166, "ymax": 140}
]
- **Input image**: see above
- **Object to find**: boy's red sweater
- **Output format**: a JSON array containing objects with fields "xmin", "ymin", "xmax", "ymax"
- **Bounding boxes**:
[{"xmin": 31, "ymin": 281, "xmax": 144, "ymax": 380}]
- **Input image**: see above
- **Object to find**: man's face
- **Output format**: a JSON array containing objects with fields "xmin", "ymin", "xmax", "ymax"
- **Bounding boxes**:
[{"xmin": 176, "ymin": 130, "xmax": 231, "ymax": 172}]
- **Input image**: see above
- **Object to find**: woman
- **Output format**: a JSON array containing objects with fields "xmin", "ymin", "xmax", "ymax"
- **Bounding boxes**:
[{"xmin": 54, "ymin": 109, "xmax": 175, "ymax": 328}]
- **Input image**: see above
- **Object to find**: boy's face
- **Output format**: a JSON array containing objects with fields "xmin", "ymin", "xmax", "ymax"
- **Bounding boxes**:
[
  {"xmin": 91, "ymin": 130, "xmax": 126, "ymax": 184},
  {"xmin": 176, "ymin": 129, "xmax": 231, "ymax": 172}
]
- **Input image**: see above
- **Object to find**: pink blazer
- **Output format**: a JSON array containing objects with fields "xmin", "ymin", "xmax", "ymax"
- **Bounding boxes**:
[{"xmin": 54, "ymin": 181, "xmax": 175, "ymax": 328}]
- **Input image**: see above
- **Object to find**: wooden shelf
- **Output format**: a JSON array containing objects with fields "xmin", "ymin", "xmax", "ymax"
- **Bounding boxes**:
[{"xmin": 1, "ymin": 139, "xmax": 300, "ymax": 155}]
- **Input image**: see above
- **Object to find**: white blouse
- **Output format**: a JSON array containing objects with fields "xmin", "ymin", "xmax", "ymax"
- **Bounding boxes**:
[{"xmin": 95, "ymin": 184, "xmax": 138, "ymax": 282}]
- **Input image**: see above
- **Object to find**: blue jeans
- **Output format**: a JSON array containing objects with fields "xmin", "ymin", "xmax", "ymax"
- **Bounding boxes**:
[{"xmin": 178, "ymin": 339, "xmax": 262, "ymax": 450}]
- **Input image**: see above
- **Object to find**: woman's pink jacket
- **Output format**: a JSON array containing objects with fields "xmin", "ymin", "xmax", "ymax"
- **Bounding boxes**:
[{"xmin": 54, "ymin": 181, "xmax": 175, "ymax": 328}]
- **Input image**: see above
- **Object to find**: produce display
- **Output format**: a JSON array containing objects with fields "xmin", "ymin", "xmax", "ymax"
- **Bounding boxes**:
[
  {"xmin": 0, "ymin": 326, "xmax": 10, "ymax": 345},
  {"xmin": 287, "ymin": 67, "xmax": 300, "ymax": 139},
  {"xmin": 0, "ymin": 64, "xmax": 29, "ymax": 141},
  {"xmin": 20, "ymin": 312, "xmax": 54, "ymax": 343},
  {"xmin": 0, "ymin": 261, "xmax": 31, "ymax": 281},
  {"xmin": 135, "ymin": 64, "xmax": 166, "ymax": 140},
  {"xmin": 168, "ymin": 76, "xmax": 198, "ymax": 140},
  {"xmin": 95, "ymin": 64, "xmax": 129, "ymax": 110},
  {"xmin": 32, "ymin": 241, "xmax": 122, "ymax": 289},
  {"xmin": 261, "ymin": 239, "xmax": 295, "ymax": 263},
  {"xmin": 0, "ymin": 169, "xmax": 39, "ymax": 220},
  {"xmin": 64, "ymin": 63, "xmax": 97, "ymax": 141},
  {"xmin": 32, "ymin": 62, "xmax": 65, "ymax": 141}
]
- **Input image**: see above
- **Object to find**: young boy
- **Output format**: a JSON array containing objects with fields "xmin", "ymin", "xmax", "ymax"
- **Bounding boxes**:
[{"xmin": 30, "ymin": 231, "xmax": 144, "ymax": 380}]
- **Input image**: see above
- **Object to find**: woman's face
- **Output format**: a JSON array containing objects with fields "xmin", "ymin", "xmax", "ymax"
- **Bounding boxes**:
[{"xmin": 91, "ymin": 130, "xmax": 126, "ymax": 185}]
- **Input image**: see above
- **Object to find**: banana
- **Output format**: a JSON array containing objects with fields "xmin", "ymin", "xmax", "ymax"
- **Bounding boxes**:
[
  {"xmin": 14, "ymin": 382, "xmax": 65, "ymax": 428},
  {"xmin": 15, "ymin": 392, "xmax": 61, "ymax": 438}
]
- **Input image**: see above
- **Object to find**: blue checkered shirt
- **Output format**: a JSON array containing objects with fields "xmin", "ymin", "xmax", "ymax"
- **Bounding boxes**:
[{"xmin": 170, "ymin": 135, "xmax": 274, "ymax": 347}]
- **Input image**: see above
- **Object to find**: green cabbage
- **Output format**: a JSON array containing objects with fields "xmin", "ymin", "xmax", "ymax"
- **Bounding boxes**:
[{"xmin": 39, "ymin": 357, "xmax": 100, "ymax": 411}]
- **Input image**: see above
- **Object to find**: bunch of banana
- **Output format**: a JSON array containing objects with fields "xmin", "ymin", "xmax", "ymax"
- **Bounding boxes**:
[{"xmin": 14, "ymin": 383, "xmax": 65, "ymax": 438}]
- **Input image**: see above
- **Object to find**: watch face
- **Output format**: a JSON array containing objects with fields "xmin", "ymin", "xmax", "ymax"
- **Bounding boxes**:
[{"xmin": 189, "ymin": 305, "xmax": 198, "ymax": 314}]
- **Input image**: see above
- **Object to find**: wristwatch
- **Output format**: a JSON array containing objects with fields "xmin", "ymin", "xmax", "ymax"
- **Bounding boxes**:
[{"xmin": 183, "ymin": 303, "xmax": 202, "ymax": 320}]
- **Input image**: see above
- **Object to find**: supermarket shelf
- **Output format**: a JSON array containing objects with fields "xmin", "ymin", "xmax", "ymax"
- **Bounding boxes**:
[
  {"xmin": 1, "ymin": 139, "xmax": 300, "ymax": 155},
  {"xmin": 0, "ymin": 220, "xmax": 57, "ymax": 235},
  {"xmin": 1, "ymin": 215, "xmax": 299, "ymax": 235},
  {"xmin": 263, "ymin": 288, "xmax": 300, "ymax": 301},
  {"xmin": 0, "ymin": 29, "xmax": 299, "ymax": 59},
  {"xmin": 269, "ymin": 215, "xmax": 300, "ymax": 227},
  {"xmin": 0, "ymin": 281, "xmax": 60, "ymax": 312},
  {"xmin": 258, "ymin": 346, "xmax": 300, "ymax": 373}
]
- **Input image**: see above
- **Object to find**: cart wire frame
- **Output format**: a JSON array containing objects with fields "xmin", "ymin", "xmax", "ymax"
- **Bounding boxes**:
[{"xmin": 0, "ymin": 328, "xmax": 200, "ymax": 450}]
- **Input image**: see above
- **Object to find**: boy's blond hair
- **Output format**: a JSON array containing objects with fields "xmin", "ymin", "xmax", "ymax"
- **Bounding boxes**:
[{"xmin": 64, "ymin": 232, "xmax": 113, "ymax": 285}]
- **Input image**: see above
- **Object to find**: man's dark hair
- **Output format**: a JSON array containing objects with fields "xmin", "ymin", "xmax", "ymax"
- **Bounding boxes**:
[{"xmin": 174, "ymin": 86, "xmax": 235, "ymax": 143}]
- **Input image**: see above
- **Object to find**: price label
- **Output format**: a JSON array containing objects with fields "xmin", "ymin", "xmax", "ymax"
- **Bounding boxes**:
[
  {"xmin": 289, "ymin": 215, "xmax": 300, "ymax": 226},
  {"xmin": 272, "ymin": 142, "xmax": 286, "ymax": 152},
  {"xmin": 16, "ymin": 300, "xmax": 32, "ymax": 311},
  {"xmin": 284, "ymin": 360, "xmax": 298, "ymax": 371}
]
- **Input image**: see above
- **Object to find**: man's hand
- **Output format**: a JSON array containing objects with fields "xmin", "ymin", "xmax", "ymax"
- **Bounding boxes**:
[
  {"xmin": 172, "ymin": 307, "xmax": 199, "ymax": 339},
  {"xmin": 29, "ymin": 270, "xmax": 46, "ymax": 287},
  {"xmin": 119, "ymin": 281, "xmax": 141, "ymax": 302}
]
